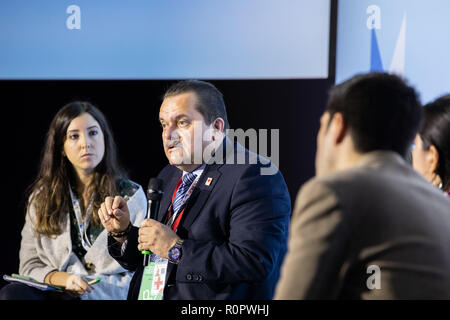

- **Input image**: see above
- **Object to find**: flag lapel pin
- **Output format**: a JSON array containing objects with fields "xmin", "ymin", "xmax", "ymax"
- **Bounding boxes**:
[{"xmin": 205, "ymin": 177, "xmax": 213, "ymax": 186}]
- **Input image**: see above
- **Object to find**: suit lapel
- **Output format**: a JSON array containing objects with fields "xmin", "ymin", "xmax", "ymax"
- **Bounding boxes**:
[
  {"xmin": 177, "ymin": 165, "xmax": 222, "ymax": 232},
  {"xmin": 176, "ymin": 137, "xmax": 237, "ymax": 232},
  {"xmin": 162, "ymin": 164, "xmax": 222, "ymax": 288},
  {"xmin": 163, "ymin": 138, "xmax": 236, "ymax": 287},
  {"xmin": 158, "ymin": 169, "xmax": 182, "ymax": 223},
  {"xmin": 164, "ymin": 164, "xmax": 223, "ymax": 289}
]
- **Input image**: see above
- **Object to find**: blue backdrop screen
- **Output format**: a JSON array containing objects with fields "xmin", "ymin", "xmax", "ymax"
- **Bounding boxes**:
[
  {"xmin": 0, "ymin": 0, "xmax": 331, "ymax": 79},
  {"xmin": 336, "ymin": 0, "xmax": 450, "ymax": 103}
]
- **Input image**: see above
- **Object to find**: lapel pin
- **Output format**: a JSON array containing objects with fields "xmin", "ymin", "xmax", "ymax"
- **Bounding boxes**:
[{"xmin": 205, "ymin": 177, "xmax": 213, "ymax": 186}]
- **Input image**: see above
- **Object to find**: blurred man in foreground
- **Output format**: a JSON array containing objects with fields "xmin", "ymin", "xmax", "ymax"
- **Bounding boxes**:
[{"xmin": 275, "ymin": 73, "xmax": 450, "ymax": 299}]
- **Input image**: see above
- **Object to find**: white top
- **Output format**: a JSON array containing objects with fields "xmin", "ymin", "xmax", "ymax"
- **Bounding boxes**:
[{"xmin": 19, "ymin": 183, "xmax": 147, "ymax": 300}]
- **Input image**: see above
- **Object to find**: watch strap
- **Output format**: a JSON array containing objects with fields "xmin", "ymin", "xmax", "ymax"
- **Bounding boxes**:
[{"xmin": 168, "ymin": 239, "xmax": 184, "ymax": 264}]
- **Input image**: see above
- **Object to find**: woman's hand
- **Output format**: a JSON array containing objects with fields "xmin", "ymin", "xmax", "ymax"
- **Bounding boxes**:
[
  {"xmin": 64, "ymin": 274, "xmax": 93, "ymax": 295},
  {"xmin": 45, "ymin": 271, "xmax": 93, "ymax": 296}
]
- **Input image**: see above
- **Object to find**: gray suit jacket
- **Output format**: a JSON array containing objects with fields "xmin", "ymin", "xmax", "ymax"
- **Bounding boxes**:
[{"xmin": 275, "ymin": 151, "xmax": 450, "ymax": 299}]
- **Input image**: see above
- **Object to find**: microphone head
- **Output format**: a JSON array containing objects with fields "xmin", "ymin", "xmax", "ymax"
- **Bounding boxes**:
[{"xmin": 147, "ymin": 178, "xmax": 163, "ymax": 201}]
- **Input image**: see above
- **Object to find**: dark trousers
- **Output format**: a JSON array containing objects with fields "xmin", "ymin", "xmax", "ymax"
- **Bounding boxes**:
[{"xmin": 0, "ymin": 283, "xmax": 79, "ymax": 300}]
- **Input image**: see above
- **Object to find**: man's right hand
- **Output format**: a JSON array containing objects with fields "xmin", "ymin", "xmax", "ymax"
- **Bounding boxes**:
[{"xmin": 99, "ymin": 196, "xmax": 131, "ymax": 238}]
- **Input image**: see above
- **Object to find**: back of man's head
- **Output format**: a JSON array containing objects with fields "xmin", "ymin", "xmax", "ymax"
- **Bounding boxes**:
[{"xmin": 327, "ymin": 72, "xmax": 422, "ymax": 157}]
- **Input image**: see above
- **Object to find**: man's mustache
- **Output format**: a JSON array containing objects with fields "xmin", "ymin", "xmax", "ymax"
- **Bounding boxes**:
[{"xmin": 165, "ymin": 140, "xmax": 183, "ymax": 149}]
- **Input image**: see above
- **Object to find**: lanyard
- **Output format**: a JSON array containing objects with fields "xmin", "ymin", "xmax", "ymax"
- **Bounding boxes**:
[
  {"xmin": 68, "ymin": 184, "xmax": 94, "ymax": 251},
  {"xmin": 166, "ymin": 174, "xmax": 201, "ymax": 230},
  {"xmin": 140, "ymin": 173, "xmax": 201, "ymax": 301}
]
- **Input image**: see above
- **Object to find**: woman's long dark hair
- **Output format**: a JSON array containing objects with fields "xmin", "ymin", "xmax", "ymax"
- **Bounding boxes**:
[
  {"xmin": 28, "ymin": 101, "xmax": 127, "ymax": 237},
  {"xmin": 420, "ymin": 95, "xmax": 450, "ymax": 191}
]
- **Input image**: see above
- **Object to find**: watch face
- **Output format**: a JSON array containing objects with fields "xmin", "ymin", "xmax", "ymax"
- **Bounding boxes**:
[{"xmin": 169, "ymin": 247, "xmax": 181, "ymax": 260}]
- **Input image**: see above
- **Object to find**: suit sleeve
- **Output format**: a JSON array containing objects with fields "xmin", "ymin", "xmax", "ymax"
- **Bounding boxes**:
[
  {"xmin": 176, "ymin": 164, "xmax": 291, "ymax": 284},
  {"xmin": 108, "ymin": 226, "xmax": 140, "ymax": 271},
  {"xmin": 274, "ymin": 178, "xmax": 351, "ymax": 299}
]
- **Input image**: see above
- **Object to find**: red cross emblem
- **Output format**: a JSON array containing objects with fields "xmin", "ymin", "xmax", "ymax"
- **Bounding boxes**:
[
  {"xmin": 154, "ymin": 276, "xmax": 163, "ymax": 290},
  {"xmin": 153, "ymin": 268, "xmax": 164, "ymax": 291}
]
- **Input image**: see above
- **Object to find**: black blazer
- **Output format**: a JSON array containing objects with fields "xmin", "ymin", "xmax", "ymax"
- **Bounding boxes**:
[{"xmin": 108, "ymin": 142, "xmax": 291, "ymax": 299}]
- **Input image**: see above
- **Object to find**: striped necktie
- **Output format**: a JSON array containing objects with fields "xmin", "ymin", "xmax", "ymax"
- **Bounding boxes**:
[{"xmin": 172, "ymin": 172, "xmax": 197, "ymax": 215}]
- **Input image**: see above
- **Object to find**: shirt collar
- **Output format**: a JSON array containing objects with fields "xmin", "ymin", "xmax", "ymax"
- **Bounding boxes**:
[{"xmin": 182, "ymin": 163, "xmax": 206, "ymax": 178}]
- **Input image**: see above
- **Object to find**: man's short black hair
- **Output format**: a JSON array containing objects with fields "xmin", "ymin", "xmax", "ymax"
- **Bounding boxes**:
[
  {"xmin": 163, "ymin": 79, "xmax": 230, "ymax": 130},
  {"xmin": 326, "ymin": 72, "xmax": 423, "ymax": 157}
]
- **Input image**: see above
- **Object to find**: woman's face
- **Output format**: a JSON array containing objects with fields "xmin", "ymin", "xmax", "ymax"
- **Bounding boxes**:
[
  {"xmin": 63, "ymin": 112, "xmax": 105, "ymax": 178},
  {"xmin": 412, "ymin": 134, "xmax": 434, "ymax": 182}
]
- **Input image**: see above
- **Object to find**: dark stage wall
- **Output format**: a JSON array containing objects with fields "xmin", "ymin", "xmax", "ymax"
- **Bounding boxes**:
[{"xmin": 1, "ymin": 79, "xmax": 332, "ymax": 287}]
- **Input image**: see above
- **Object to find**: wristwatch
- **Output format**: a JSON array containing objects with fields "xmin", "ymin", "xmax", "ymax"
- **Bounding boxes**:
[{"xmin": 168, "ymin": 239, "xmax": 184, "ymax": 264}]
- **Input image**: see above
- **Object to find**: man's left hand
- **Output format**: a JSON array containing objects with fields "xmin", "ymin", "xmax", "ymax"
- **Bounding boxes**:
[{"xmin": 138, "ymin": 219, "xmax": 180, "ymax": 259}]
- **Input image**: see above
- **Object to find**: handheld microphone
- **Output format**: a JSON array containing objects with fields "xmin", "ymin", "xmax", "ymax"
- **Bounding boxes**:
[{"xmin": 142, "ymin": 178, "xmax": 163, "ymax": 266}]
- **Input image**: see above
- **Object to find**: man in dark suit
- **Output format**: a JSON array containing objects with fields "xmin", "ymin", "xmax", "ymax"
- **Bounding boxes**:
[
  {"xmin": 99, "ymin": 80, "xmax": 291, "ymax": 299},
  {"xmin": 275, "ymin": 72, "xmax": 450, "ymax": 299}
]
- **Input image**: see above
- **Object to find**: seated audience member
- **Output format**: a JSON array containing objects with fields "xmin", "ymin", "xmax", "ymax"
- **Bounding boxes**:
[
  {"xmin": 0, "ymin": 102, "xmax": 146, "ymax": 300},
  {"xmin": 412, "ymin": 95, "xmax": 450, "ymax": 195},
  {"xmin": 275, "ymin": 73, "xmax": 450, "ymax": 299}
]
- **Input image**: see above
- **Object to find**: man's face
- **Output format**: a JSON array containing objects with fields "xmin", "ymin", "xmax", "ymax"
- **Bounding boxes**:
[
  {"xmin": 412, "ymin": 134, "xmax": 436, "ymax": 183},
  {"xmin": 159, "ymin": 92, "xmax": 213, "ymax": 172},
  {"xmin": 315, "ymin": 112, "xmax": 335, "ymax": 177}
]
